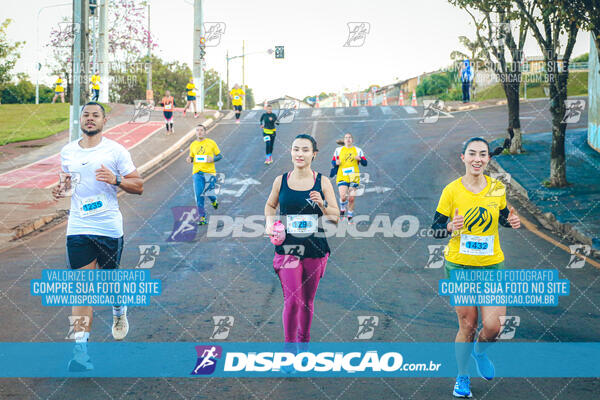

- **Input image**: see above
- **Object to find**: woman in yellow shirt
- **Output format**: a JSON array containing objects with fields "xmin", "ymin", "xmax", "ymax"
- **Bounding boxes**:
[
  {"xmin": 330, "ymin": 133, "xmax": 367, "ymax": 222},
  {"xmin": 52, "ymin": 76, "xmax": 65, "ymax": 103},
  {"xmin": 432, "ymin": 137, "xmax": 520, "ymax": 398},
  {"xmin": 229, "ymin": 84, "xmax": 245, "ymax": 123}
]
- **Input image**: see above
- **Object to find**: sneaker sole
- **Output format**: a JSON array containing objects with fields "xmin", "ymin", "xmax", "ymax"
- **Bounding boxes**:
[
  {"xmin": 471, "ymin": 353, "xmax": 494, "ymax": 381},
  {"xmin": 452, "ymin": 389, "xmax": 472, "ymax": 398}
]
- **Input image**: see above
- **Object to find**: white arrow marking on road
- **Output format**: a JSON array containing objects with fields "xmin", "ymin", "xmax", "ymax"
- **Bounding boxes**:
[
  {"xmin": 404, "ymin": 106, "xmax": 417, "ymax": 114},
  {"xmin": 335, "ymin": 108, "xmax": 344, "ymax": 116},
  {"xmin": 218, "ymin": 177, "xmax": 261, "ymax": 197},
  {"xmin": 363, "ymin": 186, "xmax": 393, "ymax": 194},
  {"xmin": 311, "ymin": 109, "xmax": 322, "ymax": 117},
  {"xmin": 242, "ymin": 111, "xmax": 258, "ymax": 120},
  {"xmin": 358, "ymin": 107, "xmax": 368, "ymax": 116}
]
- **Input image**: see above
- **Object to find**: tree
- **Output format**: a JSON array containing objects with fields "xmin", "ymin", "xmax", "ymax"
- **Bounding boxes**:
[
  {"xmin": 203, "ymin": 68, "xmax": 227, "ymax": 110},
  {"xmin": 450, "ymin": 0, "xmax": 530, "ymax": 154},
  {"xmin": 110, "ymin": 55, "xmax": 190, "ymax": 104},
  {"xmin": 570, "ymin": 0, "xmax": 599, "ymax": 68},
  {"xmin": 514, "ymin": 0, "xmax": 580, "ymax": 187},
  {"xmin": 46, "ymin": 0, "xmax": 156, "ymax": 102},
  {"xmin": 0, "ymin": 19, "xmax": 25, "ymax": 103},
  {"xmin": 245, "ymin": 87, "xmax": 255, "ymax": 109}
]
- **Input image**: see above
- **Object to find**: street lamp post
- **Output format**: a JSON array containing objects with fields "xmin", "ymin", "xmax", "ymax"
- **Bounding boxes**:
[
  {"xmin": 225, "ymin": 46, "xmax": 273, "ymax": 109},
  {"xmin": 35, "ymin": 2, "xmax": 71, "ymax": 105}
]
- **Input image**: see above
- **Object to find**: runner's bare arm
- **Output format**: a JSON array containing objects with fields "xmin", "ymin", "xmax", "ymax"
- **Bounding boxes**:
[
  {"xmin": 95, "ymin": 165, "xmax": 143, "ymax": 195},
  {"xmin": 264, "ymin": 175, "xmax": 282, "ymax": 234},
  {"xmin": 319, "ymin": 176, "xmax": 340, "ymax": 224}
]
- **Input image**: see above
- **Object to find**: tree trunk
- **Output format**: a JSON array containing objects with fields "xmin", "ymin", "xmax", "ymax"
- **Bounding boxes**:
[
  {"xmin": 548, "ymin": 62, "xmax": 569, "ymax": 187},
  {"xmin": 503, "ymin": 76, "xmax": 523, "ymax": 154}
]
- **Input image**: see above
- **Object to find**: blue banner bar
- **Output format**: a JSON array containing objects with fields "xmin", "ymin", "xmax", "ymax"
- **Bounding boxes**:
[{"xmin": 0, "ymin": 342, "xmax": 599, "ymax": 378}]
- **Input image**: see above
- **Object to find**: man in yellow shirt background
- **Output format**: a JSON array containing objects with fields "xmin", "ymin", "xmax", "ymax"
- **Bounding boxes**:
[
  {"xmin": 183, "ymin": 77, "xmax": 198, "ymax": 118},
  {"xmin": 90, "ymin": 70, "xmax": 101, "ymax": 101},
  {"xmin": 186, "ymin": 124, "xmax": 223, "ymax": 225},
  {"xmin": 229, "ymin": 83, "xmax": 245, "ymax": 124}
]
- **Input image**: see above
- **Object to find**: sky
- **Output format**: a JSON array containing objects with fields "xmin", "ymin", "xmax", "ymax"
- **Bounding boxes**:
[{"xmin": 2, "ymin": 0, "xmax": 592, "ymax": 102}]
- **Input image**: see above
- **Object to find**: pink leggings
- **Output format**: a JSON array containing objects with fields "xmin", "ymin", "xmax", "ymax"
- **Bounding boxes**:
[{"xmin": 273, "ymin": 253, "xmax": 329, "ymax": 342}]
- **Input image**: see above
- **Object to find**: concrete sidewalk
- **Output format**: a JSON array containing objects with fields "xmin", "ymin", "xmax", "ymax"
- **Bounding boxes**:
[
  {"xmin": 0, "ymin": 104, "xmax": 225, "ymax": 251},
  {"xmin": 492, "ymin": 129, "xmax": 600, "ymax": 252}
]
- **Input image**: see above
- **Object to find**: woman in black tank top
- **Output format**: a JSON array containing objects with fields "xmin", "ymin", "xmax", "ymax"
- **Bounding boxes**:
[{"xmin": 264, "ymin": 134, "xmax": 339, "ymax": 344}]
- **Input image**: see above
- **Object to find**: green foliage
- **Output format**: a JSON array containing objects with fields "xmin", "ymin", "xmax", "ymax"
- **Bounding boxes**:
[
  {"xmin": 415, "ymin": 70, "xmax": 462, "ymax": 100},
  {"xmin": 572, "ymin": 53, "xmax": 589, "ymax": 62},
  {"xmin": 203, "ymin": 68, "xmax": 227, "ymax": 110},
  {"xmin": 0, "ymin": 78, "xmax": 53, "ymax": 104},
  {"xmin": 110, "ymin": 55, "xmax": 191, "ymax": 104},
  {"xmin": 0, "ymin": 18, "xmax": 25, "ymax": 102},
  {"xmin": 245, "ymin": 87, "xmax": 255, "ymax": 109}
]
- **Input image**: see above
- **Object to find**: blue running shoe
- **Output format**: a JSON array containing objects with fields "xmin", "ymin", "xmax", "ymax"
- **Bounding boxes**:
[
  {"xmin": 453, "ymin": 375, "xmax": 472, "ymax": 398},
  {"xmin": 472, "ymin": 349, "xmax": 495, "ymax": 380}
]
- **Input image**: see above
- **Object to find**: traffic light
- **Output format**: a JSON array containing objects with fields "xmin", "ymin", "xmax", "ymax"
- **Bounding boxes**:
[{"xmin": 275, "ymin": 46, "xmax": 284, "ymax": 59}]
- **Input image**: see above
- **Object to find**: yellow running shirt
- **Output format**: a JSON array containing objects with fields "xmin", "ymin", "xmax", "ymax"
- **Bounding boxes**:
[
  {"xmin": 91, "ymin": 74, "xmax": 101, "ymax": 90},
  {"xmin": 333, "ymin": 146, "xmax": 364, "ymax": 184},
  {"xmin": 230, "ymin": 88, "xmax": 245, "ymax": 106},
  {"xmin": 189, "ymin": 138, "xmax": 220, "ymax": 175},
  {"xmin": 186, "ymin": 83, "xmax": 196, "ymax": 96},
  {"xmin": 435, "ymin": 175, "xmax": 507, "ymax": 266},
  {"xmin": 54, "ymin": 78, "xmax": 64, "ymax": 93}
]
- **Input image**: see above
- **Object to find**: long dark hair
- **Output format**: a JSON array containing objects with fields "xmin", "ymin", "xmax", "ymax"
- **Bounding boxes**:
[{"xmin": 462, "ymin": 128, "xmax": 513, "ymax": 157}]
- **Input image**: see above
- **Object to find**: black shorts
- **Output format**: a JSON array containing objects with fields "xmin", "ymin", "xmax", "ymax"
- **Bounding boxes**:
[
  {"xmin": 67, "ymin": 234, "xmax": 123, "ymax": 269},
  {"xmin": 234, "ymin": 105, "xmax": 242, "ymax": 112},
  {"xmin": 163, "ymin": 111, "xmax": 173, "ymax": 119}
]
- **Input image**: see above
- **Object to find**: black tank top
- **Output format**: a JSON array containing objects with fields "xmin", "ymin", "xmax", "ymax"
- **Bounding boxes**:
[{"xmin": 275, "ymin": 171, "xmax": 330, "ymax": 259}]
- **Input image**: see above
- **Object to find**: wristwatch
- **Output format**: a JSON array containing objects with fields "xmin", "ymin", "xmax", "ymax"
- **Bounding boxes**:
[{"xmin": 114, "ymin": 175, "xmax": 122, "ymax": 186}]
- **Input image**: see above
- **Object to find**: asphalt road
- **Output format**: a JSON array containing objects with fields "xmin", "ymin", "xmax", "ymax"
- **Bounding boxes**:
[{"xmin": 1, "ymin": 100, "xmax": 598, "ymax": 399}]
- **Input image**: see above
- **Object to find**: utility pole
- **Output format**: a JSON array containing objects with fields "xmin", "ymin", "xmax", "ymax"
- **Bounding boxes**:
[
  {"xmin": 98, "ymin": 0, "xmax": 109, "ymax": 102},
  {"xmin": 70, "ymin": 0, "xmax": 89, "ymax": 141},
  {"xmin": 146, "ymin": 2, "xmax": 152, "ymax": 100},
  {"xmin": 242, "ymin": 40, "xmax": 245, "ymax": 109},
  {"xmin": 193, "ymin": 0, "xmax": 205, "ymax": 112},
  {"xmin": 226, "ymin": 50, "xmax": 230, "ymax": 109}
]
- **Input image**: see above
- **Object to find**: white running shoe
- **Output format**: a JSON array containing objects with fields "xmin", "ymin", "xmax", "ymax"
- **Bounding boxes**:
[{"xmin": 112, "ymin": 313, "xmax": 129, "ymax": 341}]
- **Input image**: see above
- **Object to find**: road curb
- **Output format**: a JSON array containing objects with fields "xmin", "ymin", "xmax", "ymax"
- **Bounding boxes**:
[
  {"xmin": 488, "ymin": 159, "xmax": 600, "ymax": 260},
  {"xmin": 8, "ymin": 110, "xmax": 223, "ymax": 245}
]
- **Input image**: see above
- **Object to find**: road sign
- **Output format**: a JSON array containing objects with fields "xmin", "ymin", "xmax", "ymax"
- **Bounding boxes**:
[{"xmin": 217, "ymin": 100, "xmax": 223, "ymax": 107}]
